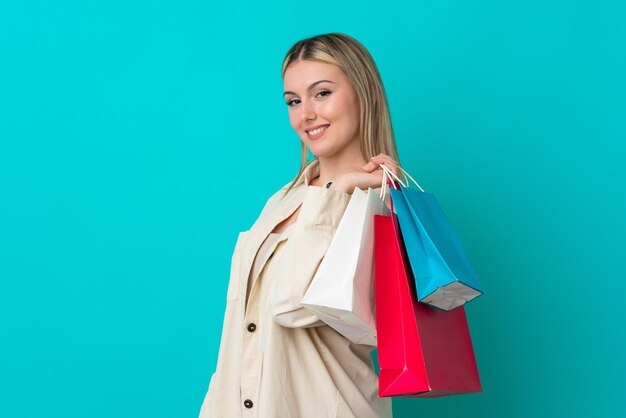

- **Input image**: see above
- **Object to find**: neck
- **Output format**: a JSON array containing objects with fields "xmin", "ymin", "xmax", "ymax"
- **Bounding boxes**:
[{"xmin": 311, "ymin": 140, "xmax": 368, "ymax": 186}]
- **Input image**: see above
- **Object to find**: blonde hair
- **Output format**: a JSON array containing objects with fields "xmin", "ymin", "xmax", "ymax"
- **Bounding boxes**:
[{"xmin": 280, "ymin": 32, "xmax": 402, "ymax": 198}]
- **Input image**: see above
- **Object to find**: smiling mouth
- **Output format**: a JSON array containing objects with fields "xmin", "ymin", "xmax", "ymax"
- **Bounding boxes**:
[{"xmin": 306, "ymin": 124, "xmax": 330, "ymax": 139}]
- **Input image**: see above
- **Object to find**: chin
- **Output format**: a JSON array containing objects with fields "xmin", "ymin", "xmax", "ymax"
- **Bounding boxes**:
[
  {"xmin": 305, "ymin": 141, "xmax": 336, "ymax": 158},
  {"xmin": 308, "ymin": 147, "xmax": 334, "ymax": 158}
]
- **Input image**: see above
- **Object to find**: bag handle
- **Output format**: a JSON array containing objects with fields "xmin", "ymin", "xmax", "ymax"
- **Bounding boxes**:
[
  {"xmin": 378, "ymin": 164, "xmax": 402, "ymax": 201},
  {"xmin": 379, "ymin": 164, "xmax": 403, "ymax": 201},
  {"xmin": 379, "ymin": 165, "xmax": 403, "ymax": 213},
  {"xmin": 379, "ymin": 164, "xmax": 405, "ymax": 190},
  {"xmin": 379, "ymin": 164, "xmax": 425, "ymax": 192}
]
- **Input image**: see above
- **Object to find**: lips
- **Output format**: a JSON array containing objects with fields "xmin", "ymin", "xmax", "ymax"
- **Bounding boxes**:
[
  {"xmin": 305, "ymin": 124, "xmax": 330, "ymax": 140},
  {"xmin": 306, "ymin": 124, "xmax": 329, "ymax": 132}
]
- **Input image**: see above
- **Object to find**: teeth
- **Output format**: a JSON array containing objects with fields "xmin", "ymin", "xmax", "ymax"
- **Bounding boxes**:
[{"xmin": 307, "ymin": 125, "xmax": 328, "ymax": 135}]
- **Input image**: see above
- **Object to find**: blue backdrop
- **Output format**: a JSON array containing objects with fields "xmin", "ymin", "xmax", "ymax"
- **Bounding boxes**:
[{"xmin": 1, "ymin": 1, "xmax": 624, "ymax": 417}]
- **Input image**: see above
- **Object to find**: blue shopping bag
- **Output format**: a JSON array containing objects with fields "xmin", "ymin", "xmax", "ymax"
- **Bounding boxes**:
[{"xmin": 382, "ymin": 165, "xmax": 484, "ymax": 311}]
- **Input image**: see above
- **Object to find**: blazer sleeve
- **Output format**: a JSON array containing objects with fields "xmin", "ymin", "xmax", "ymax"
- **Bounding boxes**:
[{"xmin": 270, "ymin": 185, "xmax": 351, "ymax": 328}]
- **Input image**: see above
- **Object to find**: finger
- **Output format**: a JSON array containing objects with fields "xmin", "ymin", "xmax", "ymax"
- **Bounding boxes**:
[
  {"xmin": 374, "ymin": 169, "xmax": 395, "ymax": 189},
  {"xmin": 380, "ymin": 164, "xmax": 400, "ymax": 183},
  {"xmin": 373, "ymin": 158, "xmax": 398, "ymax": 176},
  {"xmin": 387, "ymin": 162, "xmax": 399, "ymax": 176},
  {"xmin": 370, "ymin": 153, "xmax": 393, "ymax": 161},
  {"xmin": 365, "ymin": 155, "xmax": 400, "ymax": 178},
  {"xmin": 364, "ymin": 159, "xmax": 395, "ymax": 173},
  {"xmin": 381, "ymin": 159, "xmax": 399, "ymax": 174},
  {"xmin": 369, "ymin": 168, "xmax": 386, "ymax": 188},
  {"xmin": 370, "ymin": 155, "xmax": 398, "ymax": 168},
  {"xmin": 361, "ymin": 160, "xmax": 380, "ymax": 173}
]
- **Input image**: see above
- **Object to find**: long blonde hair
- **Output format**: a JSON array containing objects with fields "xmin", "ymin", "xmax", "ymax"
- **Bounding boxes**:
[{"xmin": 281, "ymin": 33, "xmax": 401, "ymax": 198}]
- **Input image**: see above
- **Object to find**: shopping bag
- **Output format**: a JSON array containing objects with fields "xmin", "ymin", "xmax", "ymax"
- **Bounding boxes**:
[
  {"xmin": 301, "ymin": 186, "xmax": 390, "ymax": 346},
  {"xmin": 374, "ymin": 212, "xmax": 482, "ymax": 397},
  {"xmin": 380, "ymin": 165, "xmax": 484, "ymax": 311}
]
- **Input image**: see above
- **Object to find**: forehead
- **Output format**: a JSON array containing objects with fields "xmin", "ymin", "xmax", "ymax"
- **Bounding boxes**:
[{"xmin": 283, "ymin": 60, "xmax": 344, "ymax": 90}]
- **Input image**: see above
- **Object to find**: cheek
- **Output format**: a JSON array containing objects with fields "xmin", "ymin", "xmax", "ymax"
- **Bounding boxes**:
[
  {"xmin": 330, "ymin": 103, "xmax": 359, "ymax": 137},
  {"xmin": 320, "ymin": 99, "xmax": 342, "ymax": 120},
  {"xmin": 325, "ymin": 94, "xmax": 357, "ymax": 127}
]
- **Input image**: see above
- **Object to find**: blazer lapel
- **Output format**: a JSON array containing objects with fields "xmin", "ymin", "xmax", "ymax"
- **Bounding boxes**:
[
  {"xmin": 239, "ymin": 184, "xmax": 307, "ymax": 310},
  {"xmin": 238, "ymin": 158, "xmax": 320, "ymax": 311}
]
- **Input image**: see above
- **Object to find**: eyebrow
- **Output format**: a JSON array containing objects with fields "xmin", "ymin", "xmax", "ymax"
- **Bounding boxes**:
[{"xmin": 283, "ymin": 80, "xmax": 336, "ymax": 97}]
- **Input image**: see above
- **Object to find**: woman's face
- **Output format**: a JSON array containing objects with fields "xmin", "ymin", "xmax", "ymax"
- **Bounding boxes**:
[{"xmin": 283, "ymin": 60, "xmax": 361, "ymax": 159}]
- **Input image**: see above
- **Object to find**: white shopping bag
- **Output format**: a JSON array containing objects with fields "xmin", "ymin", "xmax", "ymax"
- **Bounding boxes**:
[{"xmin": 301, "ymin": 186, "xmax": 390, "ymax": 346}]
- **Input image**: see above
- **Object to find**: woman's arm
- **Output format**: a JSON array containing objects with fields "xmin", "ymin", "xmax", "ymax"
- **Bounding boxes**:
[{"xmin": 270, "ymin": 185, "xmax": 351, "ymax": 328}]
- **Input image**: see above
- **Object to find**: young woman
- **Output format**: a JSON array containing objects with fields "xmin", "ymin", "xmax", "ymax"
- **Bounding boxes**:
[{"xmin": 199, "ymin": 33, "xmax": 403, "ymax": 418}]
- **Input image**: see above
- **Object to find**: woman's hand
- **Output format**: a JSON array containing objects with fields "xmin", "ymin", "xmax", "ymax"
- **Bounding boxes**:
[{"xmin": 331, "ymin": 153, "xmax": 400, "ymax": 194}]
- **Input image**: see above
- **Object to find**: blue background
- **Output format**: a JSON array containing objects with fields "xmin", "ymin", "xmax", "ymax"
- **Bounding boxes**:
[{"xmin": 1, "ymin": 1, "xmax": 624, "ymax": 417}]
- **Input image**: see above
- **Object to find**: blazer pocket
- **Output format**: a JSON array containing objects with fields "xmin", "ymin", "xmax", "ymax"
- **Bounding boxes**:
[{"xmin": 226, "ymin": 230, "xmax": 250, "ymax": 301}]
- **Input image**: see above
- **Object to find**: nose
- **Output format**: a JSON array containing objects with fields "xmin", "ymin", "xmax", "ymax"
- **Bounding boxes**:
[{"xmin": 299, "ymin": 98, "xmax": 316, "ymax": 123}]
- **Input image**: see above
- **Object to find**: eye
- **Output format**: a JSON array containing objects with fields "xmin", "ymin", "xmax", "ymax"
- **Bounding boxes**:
[
  {"xmin": 285, "ymin": 90, "xmax": 332, "ymax": 107},
  {"xmin": 316, "ymin": 89, "xmax": 332, "ymax": 98}
]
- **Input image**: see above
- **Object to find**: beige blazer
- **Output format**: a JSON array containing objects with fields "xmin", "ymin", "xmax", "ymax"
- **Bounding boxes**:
[{"xmin": 198, "ymin": 159, "xmax": 392, "ymax": 418}]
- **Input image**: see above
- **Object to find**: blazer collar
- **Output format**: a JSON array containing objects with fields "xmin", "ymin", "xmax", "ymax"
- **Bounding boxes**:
[{"xmin": 295, "ymin": 158, "xmax": 320, "ymax": 187}]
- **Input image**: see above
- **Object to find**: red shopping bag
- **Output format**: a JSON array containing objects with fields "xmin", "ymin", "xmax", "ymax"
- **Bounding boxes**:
[{"xmin": 374, "ymin": 212, "xmax": 482, "ymax": 397}]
